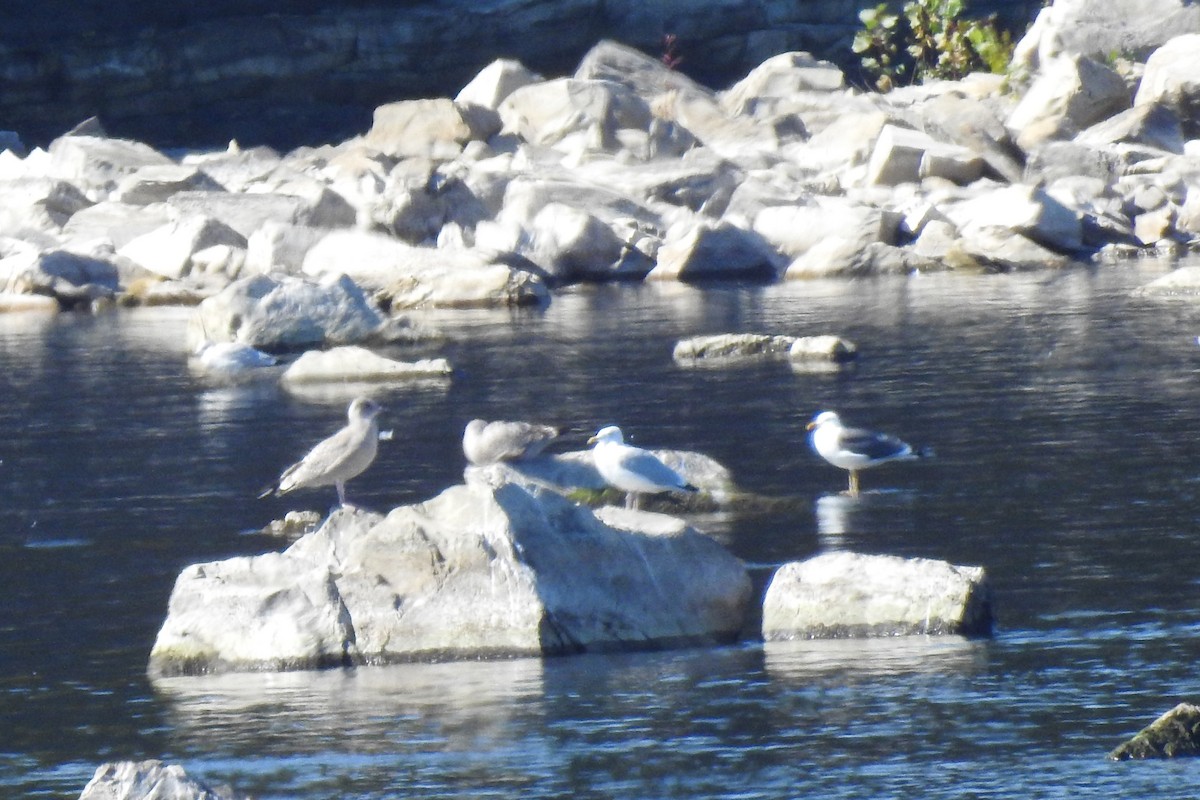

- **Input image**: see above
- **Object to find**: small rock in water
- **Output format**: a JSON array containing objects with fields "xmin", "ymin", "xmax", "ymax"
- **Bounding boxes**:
[{"xmin": 1109, "ymin": 703, "xmax": 1200, "ymax": 760}]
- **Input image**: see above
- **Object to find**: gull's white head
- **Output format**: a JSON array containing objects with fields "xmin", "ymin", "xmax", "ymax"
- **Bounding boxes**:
[
  {"xmin": 806, "ymin": 410, "xmax": 841, "ymax": 431},
  {"xmin": 349, "ymin": 397, "xmax": 384, "ymax": 423},
  {"xmin": 588, "ymin": 425, "xmax": 624, "ymax": 446}
]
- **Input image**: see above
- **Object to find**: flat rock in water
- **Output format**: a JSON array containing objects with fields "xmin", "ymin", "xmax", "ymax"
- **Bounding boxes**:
[
  {"xmin": 1109, "ymin": 703, "xmax": 1200, "ymax": 759},
  {"xmin": 761, "ymin": 551, "xmax": 993, "ymax": 640},
  {"xmin": 281, "ymin": 345, "xmax": 452, "ymax": 384},
  {"xmin": 673, "ymin": 333, "xmax": 856, "ymax": 365}
]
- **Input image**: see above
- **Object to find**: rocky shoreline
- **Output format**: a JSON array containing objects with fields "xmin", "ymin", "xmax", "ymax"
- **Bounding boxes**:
[{"xmin": 3, "ymin": 4, "xmax": 1200, "ymax": 331}]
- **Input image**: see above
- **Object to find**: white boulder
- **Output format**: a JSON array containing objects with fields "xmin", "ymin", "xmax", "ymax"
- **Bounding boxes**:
[
  {"xmin": 186, "ymin": 272, "xmax": 387, "ymax": 351},
  {"xmin": 148, "ymin": 483, "xmax": 752, "ymax": 674},
  {"xmin": 762, "ymin": 551, "xmax": 993, "ymax": 639},
  {"xmin": 281, "ymin": 345, "xmax": 452, "ymax": 384}
]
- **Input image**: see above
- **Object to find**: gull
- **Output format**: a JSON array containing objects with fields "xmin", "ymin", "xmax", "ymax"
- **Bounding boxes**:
[
  {"xmin": 588, "ymin": 425, "xmax": 698, "ymax": 510},
  {"xmin": 462, "ymin": 418, "xmax": 562, "ymax": 466},
  {"xmin": 807, "ymin": 410, "xmax": 928, "ymax": 496},
  {"xmin": 191, "ymin": 340, "xmax": 278, "ymax": 374},
  {"xmin": 259, "ymin": 397, "xmax": 383, "ymax": 507}
]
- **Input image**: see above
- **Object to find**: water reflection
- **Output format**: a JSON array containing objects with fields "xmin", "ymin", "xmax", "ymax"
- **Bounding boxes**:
[
  {"xmin": 764, "ymin": 636, "xmax": 988, "ymax": 684},
  {"xmin": 813, "ymin": 491, "xmax": 919, "ymax": 552},
  {"xmin": 155, "ymin": 657, "xmax": 546, "ymax": 755}
]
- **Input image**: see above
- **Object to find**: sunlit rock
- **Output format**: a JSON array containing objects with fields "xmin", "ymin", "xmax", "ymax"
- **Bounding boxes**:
[
  {"xmin": 1005, "ymin": 55, "xmax": 1130, "ymax": 150},
  {"xmin": 186, "ymin": 272, "xmax": 387, "ymax": 351},
  {"xmin": 1134, "ymin": 34, "xmax": 1200, "ymax": 138},
  {"xmin": 149, "ymin": 484, "xmax": 752, "ymax": 674},
  {"xmin": 281, "ymin": 345, "xmax": 452, "ymax": 384},
  {"xmin": 672, "ymin": 333, "xmax": 857, "ymax": 366},
  {"xmin": 785, "ymin": 239, "xmax": 941, "ymax": 278},
  {"xmin": 366, "ymin": 98, "xmax": 501, "ymax": 160},
  {"xmin": 149, "ymin": 550, "xmax": 358, "ymax": 674},
  {"xmin": 648, "ymin": 218, "xmax": 779, "ymax": 281},
  {"xmin": 60, "ymin": 199, "xmax": 172, "ymax": 249},
  {"xmin": 79, "ymin": 759, "xmax": 246, "ymax": 800},
  {"xmin": 302, "ymin": 229, "xmax": 549, "ymax": 308},
  {"xmin": 0, "ymin": 246, "xmax": 119, "ymax": 307},
  {"xmin": 1077, "ymin": 103, "xmax": 1186, "ymax": 154},
  {"xmin": 865, "ymin": 124, "xmax": 985, "ymax": 187},
  {"xmin": 751, "ymin": 199, "xmax": 895, "ymax": 261},
  {"xmin": 1133, "ymin": 264, "xmax": 1200, "ymax": 295},
  {"xmin": 47, "ymin": 134, "xmax": 173, "ymax": 201},
  {"xmin": 761, "ymin": 551, "xmax": 994, "ymax": 639},
  {"xmin": 0, "ymin": 290, "xmax": 58, "ymax": 313},
  {"xmin": 720, "ymin": 51, "xmax": 844, "ymax": 117},
  {"xmin": 455, "ymin": 58, "xmax": 542, "ymax": 110},
  {"xmin": 112, "ymin": 163, "xmax": 224, "ymax": 205},
  {"xmin": 0, "ymin": 177, "xmax": 92, "ymax": 237},
  {"xmin": 118, "ymin": 214, "xmax": 246, "ymax": 281},
  {"xmin": 499, "ymin": 77, "xmax": 653, "ymax": 152},
  {"xmin": 1109, "ymin": 702, "xmax": 1200, "ymax": 759},
  {"xmin": 942, "ymin": 184, "xmax": 1084, "ymax": 255}
]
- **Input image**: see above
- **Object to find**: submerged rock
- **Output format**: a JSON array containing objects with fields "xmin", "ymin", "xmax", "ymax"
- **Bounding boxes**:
[
  {"xmin": 761, "ymin": 551, "xmax": 993, "ymax": 640},
  {"xmin": 148, "ymin": 482, "xmax": 751, "ymax": 675},
  {"xmin": 673, "ymin": 333, "xmax": 857, "ymax": 366},
  {"xmin": 1109, "ymin": 703, "xmax": 1200, "ymax": 759}
]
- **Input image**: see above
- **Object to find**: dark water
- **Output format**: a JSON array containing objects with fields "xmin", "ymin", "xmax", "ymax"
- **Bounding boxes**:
[{"xmin": 4, "ymin": 262, "xmax": 1200, "ymax": 798}]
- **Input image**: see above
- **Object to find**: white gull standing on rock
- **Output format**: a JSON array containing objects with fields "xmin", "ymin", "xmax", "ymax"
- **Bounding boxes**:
[
  {"xmin": 588, "ymin": 425, "xmax": 698, "ymax": 510},
  {"xmin": 260, "ymin": 397, "xmax": 383, "ymax": 507},
  {"xmin": 462, "ymin": 418, "xmax": 562, "ymax": 466},
  {"xmin": 807, "ymin": 410, "xmax": 929, "ymax": 496}
]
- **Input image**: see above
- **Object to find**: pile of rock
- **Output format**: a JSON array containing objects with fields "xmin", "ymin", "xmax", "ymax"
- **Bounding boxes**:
[{"xmin": 2, "ymin": 0, "xmax": 1199, "ymax": 329}]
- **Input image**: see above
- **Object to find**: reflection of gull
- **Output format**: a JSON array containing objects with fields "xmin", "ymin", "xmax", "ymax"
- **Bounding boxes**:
[
  {"xmin": 462, "ymin": 419, "xmax": 562, "ymax": 465},
  {"xmin": 260, "ymin": 397, "xmax": 383, "ymax": 507},
  {"xmin": 588, "ymin": 425, "xmax": 697, "ymax": 509},
  {"xmin": 191, "ymin": 341, "xmax": 277, "ymax": 374},
  {"xmin": 807, "ymin": 410, "xmax": 927, "ymax": 496}
]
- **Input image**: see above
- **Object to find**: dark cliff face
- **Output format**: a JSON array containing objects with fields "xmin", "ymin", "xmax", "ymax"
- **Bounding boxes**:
[{"xmin": 0, "ymin": 1, "xmax": 1038, "ymax": 151}]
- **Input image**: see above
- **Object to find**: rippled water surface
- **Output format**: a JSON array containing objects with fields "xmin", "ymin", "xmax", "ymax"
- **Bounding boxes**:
[{"xmin": 4, "ymin": 262, "xmax": 1200, "ymax": 798}]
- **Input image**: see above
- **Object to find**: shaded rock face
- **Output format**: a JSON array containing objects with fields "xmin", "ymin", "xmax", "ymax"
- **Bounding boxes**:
[
  {"xmin": 1109, "ymin": 703, "xmax": 1200, "ymax": 759},
  {"xmin": 148, "ymin": 482, "xmax": 752, "ymax": 675}
]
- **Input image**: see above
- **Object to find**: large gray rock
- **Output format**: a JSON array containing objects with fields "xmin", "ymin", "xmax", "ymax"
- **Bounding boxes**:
[
  {"xmin": 118, "ymin": 215, "xmax": 247, "ymax": 281},
  {"xmin": 1134, "ymin": 34, "xmax": 1200, "ymax": 138},
  {"xmin": 0, "ymin": 178, "xmax": 92, "ymax": 237},
  {"xmin": 79, "ymin": 760, "xmax": 244, "ymax": 800},
  {"xmin": 1109, "ymin": 703, "xmax": 1200, "ymax": 759},
  {"xmin": 1006, "ymin": 55, "xmax": 1131, "ymax": 149},
  {"xmin": 498, "ymin": 77, "xmax": 653, "ymax": 151},
  {"xmin": 761, "ymin": 551, "xmax": 994, "ymax": 639},
  {"xmin": 301, "ymin": 229, "xmax": 550, "ymax": 308},
  {"xmin": 865, "ymin": 124, "xmax": 985, "ymax": 187},
  {"xmin": 186, "ymin": 272, "xmax": 388, "ymax": 352},
  {"xmin": 148, "ymin": 483, "xmax": 751, "ymax": 674},
  {"xmin": 0, "ymin": 246, "xmax": 120, "ymax": 307},
  {"xmin": 673, "ymin": 333, "xmax": 857, "ymax": 366},
  {"xmin": 365, "ymin": 98, "xmax": 501, "ymax": 159},
  {"xmin": 455, "ymin": 58, "xmax": 543, "ymax": 110},
  {"xmin": 648, "ymin": 218, "xmax": 779, "ymax": 281},
  {"xmin": 1013, "ymin": 0, "xmax": 1200, "ymax": 70},
  {"xmin": 47, "ymin": 135, "xmax": 173, "ymax": 201}
]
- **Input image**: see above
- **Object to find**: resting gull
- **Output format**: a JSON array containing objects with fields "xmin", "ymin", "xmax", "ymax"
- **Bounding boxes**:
[
  {"xmin": 807, "ymin": 410, "xmax": 928, "ymax": 496},
  {"xmin": 260, "ymin": 397, "xmax": 383, "ymax": 507},
  {"xmin": 191, "ymin": 341, "xmax": 278, "ymax": 374},
  {"xmin": 462, "ymin": 418, "xmax": 562, "ymax": 466},
  {"xmin": 588, "ymin": 425, "xmax": 698, "ymax": 510}
]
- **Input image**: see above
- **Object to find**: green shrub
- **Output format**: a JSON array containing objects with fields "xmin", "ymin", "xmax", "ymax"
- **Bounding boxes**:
[{"xmin": 852, "ymin": 0, "xmax": 1014, "ymax": 92}]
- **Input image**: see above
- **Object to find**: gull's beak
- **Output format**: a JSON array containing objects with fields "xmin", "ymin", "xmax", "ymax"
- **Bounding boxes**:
[
  {"xmin": 805, "ymin": 421, "xmax": 817, "ymax": 431},
  {"xmin": 587, "ymin": 435, "xmax": 598, "ymax": 445}
]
